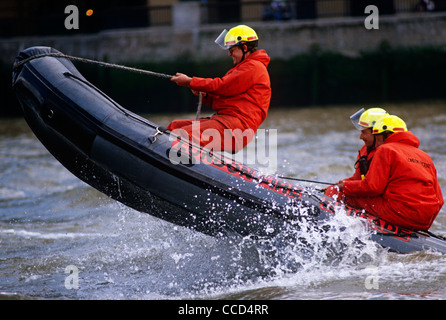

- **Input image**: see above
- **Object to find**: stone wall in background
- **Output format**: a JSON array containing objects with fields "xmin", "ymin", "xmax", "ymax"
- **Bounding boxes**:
[{"xmin": 2, "ymin": 12, "xmax": 446, "ymax": 64}]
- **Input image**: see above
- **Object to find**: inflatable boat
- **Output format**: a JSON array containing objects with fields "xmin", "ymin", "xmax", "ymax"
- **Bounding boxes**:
[{"xmin": 12, "ymin": 47, "xmax": 446, "ymax": 254}]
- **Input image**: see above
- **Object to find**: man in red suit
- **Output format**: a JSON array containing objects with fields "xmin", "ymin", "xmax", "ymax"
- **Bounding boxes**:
[
  {"xmin": 167, "ymin": 25, "xmax": 271, "ymax": 153},
  {"xmin": 325, "ymin": 108, "xmax": 388, "ymax": 200},
  {"xmin": 336, "ymin": 115, "xmax": 443, "ymax": 231}
]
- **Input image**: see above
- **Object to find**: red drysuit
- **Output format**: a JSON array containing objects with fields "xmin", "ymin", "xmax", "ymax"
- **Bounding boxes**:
[
  {"xmin": 347, "ymin": 144, "xmax": 376, "ymax": 181},
  {"xmin": 342, "ymin": 131, "xmax": 444, "ymax": 231},
  {"xmin": 167, "ymin": 49, "xmax": 271, "ymax": 153},
  {"xmin": 324, "ymin": 144, "xmax": 376, "ymax": 198}
]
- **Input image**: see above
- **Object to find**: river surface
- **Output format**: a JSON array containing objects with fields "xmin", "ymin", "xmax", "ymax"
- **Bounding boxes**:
[{"xmin": 1, "ymin": 102, "xmax": 446, "ymax": 300}]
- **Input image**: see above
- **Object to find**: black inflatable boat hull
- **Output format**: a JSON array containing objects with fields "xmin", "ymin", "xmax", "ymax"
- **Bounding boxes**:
[{"xmin": 12, "ymin": 47, "xmax": 446, "ymax": 254}]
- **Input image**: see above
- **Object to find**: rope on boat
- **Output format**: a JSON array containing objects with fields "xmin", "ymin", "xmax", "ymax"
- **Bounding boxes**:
[
  {"xmin": 13, "ymin": 51, "xmax": 208, "ymax": 118},
  {"xmin": 277, "ymin": 176, "xmax": 333, "ymax": 185},
  {"xmin": 195, "ymin": 92, "xmax": 203, "ymax": 121},
  {"xmin": 13, "ymin": 52, "xmax": 174, "ymax": 79}
]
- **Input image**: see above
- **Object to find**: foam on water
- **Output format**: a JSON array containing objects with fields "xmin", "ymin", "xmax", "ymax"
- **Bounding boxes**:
[
  {"xmin": 1, "ymin": 104, "xmax": 446, "ymax": 300},
  {"xmin": 61, "ymin": 201, "xmax": 385, "ymax": 300},
  {"xmin": 0, "ymin": 228, "xmax": 102, "ymax": 240}
]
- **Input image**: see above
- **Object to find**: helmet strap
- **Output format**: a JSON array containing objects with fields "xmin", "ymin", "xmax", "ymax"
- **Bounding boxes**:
[
  {"xmin": 238, "ymin": 43, "xmax": 248, "ymax": 62},
  {"xmin": 238, "ymin": 43, "xmax": 257, "ymax": 62},
  {"xmin": 368, "ymin": 135, "xmax": 377, "ymax": 153},
  {"xmin": 383, "ymin": 131, "xmax": 393, "ymax": 141}
]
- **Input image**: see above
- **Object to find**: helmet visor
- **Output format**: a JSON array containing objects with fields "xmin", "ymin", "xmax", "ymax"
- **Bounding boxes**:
[
  {"xmin": 350, "ymin": 108, "xmax": 365, "ymax": 130},
  {"xmin": 215, "ymin": 29, "xmax": 229, "ymax": 50}
]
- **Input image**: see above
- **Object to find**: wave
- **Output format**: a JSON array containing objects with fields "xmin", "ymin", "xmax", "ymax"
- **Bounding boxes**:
[{"xmin": 0, "ymin": 228, "xmax": 102, "ymax": 240}]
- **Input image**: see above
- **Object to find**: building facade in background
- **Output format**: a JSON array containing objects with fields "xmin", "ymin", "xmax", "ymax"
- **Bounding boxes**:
[{"xmin": 1, "ymin": 0, "xmax": 445, "ymax": 37}]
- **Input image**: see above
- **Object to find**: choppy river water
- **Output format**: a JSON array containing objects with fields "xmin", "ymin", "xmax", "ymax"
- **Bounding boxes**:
[{"xmin": 1, "ymin": 102, "xmax": 446, "ymax": 300}]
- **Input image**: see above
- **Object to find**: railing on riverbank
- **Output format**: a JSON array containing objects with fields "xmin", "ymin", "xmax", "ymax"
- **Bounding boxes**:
[
  {"xmin": 1, "ymin": 0, "xmax": 446, "ymax": 37},
  {"xmin": 204, "ymin": 0, "xmax": 446, "ymax": 22}
]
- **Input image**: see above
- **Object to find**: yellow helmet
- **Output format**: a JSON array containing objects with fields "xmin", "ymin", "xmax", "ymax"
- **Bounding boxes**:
[
  {"xmin": 215, "ymin": 25, "xmax": 259, "ymax": 50},
  {"xmin": 350, "ymin": 108, "xmax": 388, "ymax": 130},
  {"xmin": 372, "ymin": 115, "xmax": 408, "ymax": 135}
]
